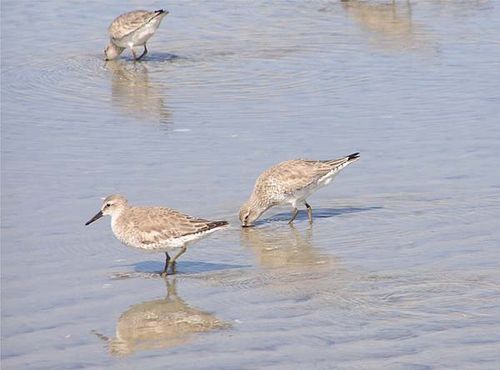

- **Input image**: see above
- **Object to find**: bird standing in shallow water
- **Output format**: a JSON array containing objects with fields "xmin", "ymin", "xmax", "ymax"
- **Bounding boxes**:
[
  {"xmin": 85, "ymin": 195, "xmax": 228, "ymax": 275},
  {"xmin": 104, "ymin": 9, "xmax": 169, "ymax": 61},
  {"xmin": 239, "ymin": 153, "xmax": 360, "ymax": 226}
]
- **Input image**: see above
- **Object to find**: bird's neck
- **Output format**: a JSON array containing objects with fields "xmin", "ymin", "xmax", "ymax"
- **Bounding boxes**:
[
  {"xmin": 250, "ymin": 194, "xmax": 271, "ymax": 212},
  {"xmin": 110, "ymin": 206, "xmax": 128, "ymax": 225}
]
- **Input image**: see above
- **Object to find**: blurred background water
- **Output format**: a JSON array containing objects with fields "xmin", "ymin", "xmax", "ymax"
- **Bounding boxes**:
[{"xmin": 1, "ymin": 1, "xmax": 500, "ymax": 369}]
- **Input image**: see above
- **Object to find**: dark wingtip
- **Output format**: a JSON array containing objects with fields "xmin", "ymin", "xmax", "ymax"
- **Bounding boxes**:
[
  {"xmin": 347, "ymin": 152, "xmax": 360, "ymax": 161},
  {"xmin": 209, "ymin": 220, "xmax": 229, "ymax": 229},
  {"xmin": 155, "ymin": 9, "xmax": 168, "ymax": 14}
]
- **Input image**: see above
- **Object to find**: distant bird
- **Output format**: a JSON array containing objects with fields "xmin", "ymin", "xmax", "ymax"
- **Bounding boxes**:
[
  {"xmin": 104, "ymin": 9, "xmax": 169, "ymax": 61},
  {"xmin": 85, "ymin": 195, "xmax": 228, "ymax": 275},
  {"xmin": 239, "ymin": 153, "xmax": 360, "ymax": 226}
]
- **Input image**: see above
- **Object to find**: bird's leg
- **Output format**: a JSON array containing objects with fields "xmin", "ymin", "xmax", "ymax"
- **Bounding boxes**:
[
  {"xmin": 288, "ymin": 207, "xmax": 299, "ymax": 224},
  {"xmin": 169, "ymin": 245, "xmax": 187, "ymax": 274},
  {"xmin": 305, "ymin": 202, "xmax": 313, "ymax": 224},
  {"xmin": 130, "ymin": 48, "xmax": 138, "ymax": 61},
  {"xmin": 165, "ymin": 277, "xmax": 178, "ymax": 299},
  {"xmin": 137, "ymin": 44, "xmax": 148, "ymax": 60},
  {"xmin": 91, "ymin": 330, "xmax": 110, "ymax": 343},
  {"xmin": 161, "ymin": 252, "xmax": 171, "ymax": 276}
]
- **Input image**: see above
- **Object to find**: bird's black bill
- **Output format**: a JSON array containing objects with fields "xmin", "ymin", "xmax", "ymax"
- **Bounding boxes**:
[{"xmin": 85, "ymin": 211, "xmax": 103, "ymax": 226}]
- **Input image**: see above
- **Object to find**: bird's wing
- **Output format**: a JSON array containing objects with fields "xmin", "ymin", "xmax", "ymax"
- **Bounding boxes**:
[
  {"xmin": 108, "ymin": 10, "xmax": 161, "ymax": 40},
  {"xmin": 128, "ymin": 207, "xmax": 223, "ymax": 245},
  {"xmin": 254, "ymin": 160, "xmax": 323, "ymax": 195},
  {"xmin": 257, "ymin": 156, "xmax": 358, "ymax": 196}
]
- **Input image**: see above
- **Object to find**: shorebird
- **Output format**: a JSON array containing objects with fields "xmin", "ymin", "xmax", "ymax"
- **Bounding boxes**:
[
  {"xmin": 104, "ymin": 9, "xmax": 169, "ymax": 61},
  {"xmin": 85, "ymin": 195, "xmax": 228, "ymax": 275},
  {"xmin": 239, "ymin": 153, "xmax": 360, "ymax": 226}
]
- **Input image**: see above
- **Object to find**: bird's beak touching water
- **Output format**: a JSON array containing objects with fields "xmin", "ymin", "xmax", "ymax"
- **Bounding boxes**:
[{"xmin": 85, "ymin": 211, "xmax": 103, "ymax": 226}]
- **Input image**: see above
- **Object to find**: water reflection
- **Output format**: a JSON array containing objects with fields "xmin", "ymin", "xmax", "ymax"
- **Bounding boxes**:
[
  {"xmin": 240, "ymin": 225, "xmax": 337, "ymax": 271},
  {"xmin": 432, "ymin": 0, "xmax": 492, "ymax": 14},
  {"xmin": 340, "ymin": 0, "xmax": 430, "ymax": 51},
  {"xmin": 105, "ymin": 60, "xmax": 171, "ymax": 124},
  {"xmin": 219, "ymin": 225, "xmax": 349, "ymax": 302},
  {"xmin": 94, "ymin": 279, "xmax": 230, "ymax": 357}
]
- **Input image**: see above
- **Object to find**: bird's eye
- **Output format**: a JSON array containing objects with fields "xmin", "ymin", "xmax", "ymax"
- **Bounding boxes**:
[{"xmin": 106, "ymin": 203, "xmax": 111, "ymax": 207}]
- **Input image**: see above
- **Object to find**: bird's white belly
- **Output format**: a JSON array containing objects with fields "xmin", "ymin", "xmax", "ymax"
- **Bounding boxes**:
[
  {"xmin": 115, "ymin": 232, "xmax": 186, "ymax": 253},
  {"xmin": 115, "ymin": 21, "xmax": 160, "ymax": 48},
  {"xmin": 284, "ymin": 173, "xmax": 340, "ymax": 207},
  {"xmin": 285, "ymin": 186, "xmax": 318, "ymax": 207},
  {"xmin": 111, "ymin": 220, "xmax": 222, "ymax": 254}
]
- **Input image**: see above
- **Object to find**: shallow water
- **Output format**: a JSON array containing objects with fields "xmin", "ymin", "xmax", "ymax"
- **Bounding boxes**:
[{"xmin": 1, "ymin": 0, "xmax": 500, "ymax": 369}]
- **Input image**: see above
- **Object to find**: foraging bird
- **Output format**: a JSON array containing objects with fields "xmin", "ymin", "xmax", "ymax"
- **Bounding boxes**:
[
  {"xmin": 104, "ymin": 9, "xmax": 169, "ymax": 61},
  {"xmin": 85, "ymin": 195, "xmax": 228, "ymax": 275},
  {"xmin": 239, "ymin": 153, "xmax": 360, "ymax": 226}
]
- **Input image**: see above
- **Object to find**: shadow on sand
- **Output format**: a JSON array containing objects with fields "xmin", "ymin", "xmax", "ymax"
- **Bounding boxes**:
[
  {"xmin": 120, "ymin": 52, "xmax": 184, "ymax": 63},
  {"xmin": 133, "ymin": 260, "xmax": 247, "ymax": 275},
  {"xmin": 255, "ymin": 206, "xmax": 383, "ymax": 226}
]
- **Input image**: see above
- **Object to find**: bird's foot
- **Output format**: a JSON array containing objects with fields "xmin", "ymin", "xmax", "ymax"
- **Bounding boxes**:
[
  {"xmin": 169, "ymin": 261, "xmax": 177, "ymax": 274},
  {"xmin": 160, "ymin": 262, "xmax": 177, "ymax": 277}
]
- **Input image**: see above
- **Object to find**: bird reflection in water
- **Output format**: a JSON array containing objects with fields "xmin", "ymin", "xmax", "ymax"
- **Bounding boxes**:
[
  {"xmin": 105, "ymin": 60, "xmax": 171, "ymax": 124},
  {"xmin": 240, "ymin": 224, "xmax": 337, "ymax": 271},
  {"xmin": 93, "ymin": 279, "xmax": 231, "ymax": 357},
  {"xmin": 238, "ymin": 225, "xmax": 348, "ymax": 301},
  {"xmin": 340, "ymin": 0, "xmax": 431, "ymax": 52}
]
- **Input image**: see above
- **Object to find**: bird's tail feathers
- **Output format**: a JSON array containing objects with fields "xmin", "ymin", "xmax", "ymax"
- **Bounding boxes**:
[
  {"xmin": 207, "ymin": 220, "xmax": 229, "ymax": 230},
  {"xmin": 324, "ymin": 152, "xmax": 360, "ymax": 167},
  {"xmin": 346, "ymin": 152, "xmax": 360, "ymax": 161}
]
